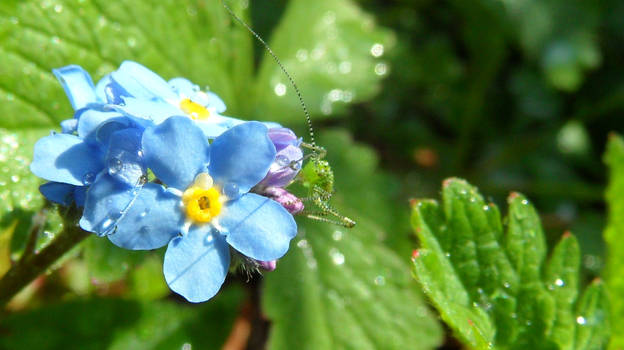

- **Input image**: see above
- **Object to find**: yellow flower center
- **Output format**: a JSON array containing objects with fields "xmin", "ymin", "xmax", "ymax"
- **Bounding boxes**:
[
  {"xmin": 182, "ymin": 173, "xmax": 222, "ymax": 223},
  {"xmin": 179, "ymin": 98, "xmax": 210, "ymax": 120}
]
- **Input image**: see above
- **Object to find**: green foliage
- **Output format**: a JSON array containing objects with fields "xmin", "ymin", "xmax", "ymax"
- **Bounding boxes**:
[
  {"xmin": 604, "ymin": 133, "xmax": 624, "ymax": 349},
  {"xmin": 253, "ymin": 0, "xmax": 393, "ymax": 121},
  {"xmin": 263, "ymin": 130, "xmax": 442, "ymax": 350},
  {"xmin": 0, "ymin": 286, "xmax": 244, "ymax": 350},
  {"xmin": 411, "ymin": 178, "xmax": 610, "ymax": 349}
]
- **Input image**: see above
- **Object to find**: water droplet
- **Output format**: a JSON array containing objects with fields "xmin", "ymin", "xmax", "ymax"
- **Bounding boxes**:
[
  {"xmin": 483, "ymin": 205, "xmax": 490, "ymax": 211},
  {"xmin": 139, "ymin": 210, "xmax": 148, "ymax": 218},
  {"xmin": 101, "ymin": 218, "xmax": 114, "ymax": 230},
  {"xmin": 274, "ymin": 83, "xmax": 286, "ymax": 97},
  {"xmin": 374, "ymin": 275, "xmax": 386, "ymax": 286},
  {"xmin": 525, "ymin": 320, "xmax": 532, "ymax": 326},
  {"xmin": 555, "ymin": 278, "xmax": 564, "ymax": 287},
  {"xmin": 332, "ymin": 230, "xmax": 343, "ymax": 241},
  {"xmin": 296, "ymin": 49, "xmax": 308, "ymax": 62},
  {"xmin": 204, "ymin": 234, "xmax": 214, "ymax": 245},
  {"xmin": 374, "ymin": 62, "xmax": 388, "ymax": 76},
  {"xmin": 576, "ymin": 316, "xmax": 586, "ymax": 325},
  {"xmin": 10, "ymin": 175, "xmax": 19, "ymax": 183},
  {"xmin": 82, "ymin": 172, "xmax": 95, "ymax": 185},
  {"xmin": 223, "ymin": 182, "xmax": 239, "ymax": 199},
  {"xmin": 329, "ymin": 248, "xmax": 345, "ymax": 265},
  {"xmin": 108, "ymin": 157, "xmax": 123, "ymax": 175},
  {"xmin": 370, "ymin": 43, "xmax": 384, "ymax": 57},
  {"xmin": 339, "ymin": 61, "xmax": 352, "ymax": 74},
  {"xmin": 503, "ymin": 281, "xmax": 511, "ymax": 289},
  {"xmin": 521, "ymin": 199, "xmax": 529, "ymax": 205},
  {"xmin": 275, "ymin": 154, "xmax": 290, "ymax": 167},
  {"xmin": 297, "ymin": 239, "xmax": 309, "ymax": 249},
  {"xmin": 53, "ymin": 4, "xmax": 63, "ymax": 13},
  {"xmin": 328, "ymin": 89, "xmax": 343, "ymax": 102},
  {"xmin": 444, "ymin": 252, "xmax": 451, "ymax": 258}
]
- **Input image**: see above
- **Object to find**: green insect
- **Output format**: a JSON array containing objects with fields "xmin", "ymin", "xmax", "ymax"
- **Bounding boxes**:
[{"xmin": 222, "ymin": 1, "xmax": 355, "ymax": 228}]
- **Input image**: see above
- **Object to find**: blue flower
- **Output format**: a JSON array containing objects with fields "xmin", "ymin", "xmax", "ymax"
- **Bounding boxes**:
[
  {"xmin": 98, "ymin": 61, "xmax": 259, "ymax": 138},
  {"xmin": 89, "ymin": 116, "xmax": 297, "ymax": 302}
]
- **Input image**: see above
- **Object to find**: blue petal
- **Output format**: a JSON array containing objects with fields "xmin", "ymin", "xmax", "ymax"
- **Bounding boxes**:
[
  {"xmin": 168, "ymin": 77, "xmax": 197, "ymax": 97},
  {"xmin": 31, "ymin": 134, "xmax": 104, "ymax": 186},
  {"xmin": 205, "ymin": 92, "xmax": 227, "ymax": 113},
  {"xmin": 209, "ymin": 122, "xmax": 275, "ymax": 195},
  {"xmin": 53, "ymin": 65, "xmax": 97, "ymax": 110},
  {"xmin": 77, "ymin": 109, "xmax": 123, "ymax": 145},
  {"xmin": 108, "ymin": 183, "xmax": 183, "ymax": 250},
  {"xmin": 105, "ymin": 128, "xmax": 146, "ymax": 187},
  {"xmin": 97, "ymin": 75, "xmax": 129, "ymax": 104},
  {"xmin": 79, "ymin": 174, "xmax": 140, "ymax": 236},
  {"xmin": 142, "ymin": 116, "xmax": 210, "ymax": 190},
  {"xmin": 220, "ymin": 193, "xmax": 297, "ymax": 261},
  {"xmin": 195, "ymin": 115, "xmax": 245, "ymax": 139},
  {"xmin": 60, "ymin": 119, "xmax": 78, "ymax": 134},
  {"xmin": 94, "ymin": 74, "xmax": 113, "ymax": 102},
  {"xmin": 74, "ymin": 186, "xmax": 86, "ymax": 207},
  {"xmin": 163, "ymin": 226, "xmax": 230, "ymax": 302},
  {"xmin": 116, "ymin": 97, "xmax": 183, "ymax": 124},
  {"xmin": 111, "ymin": 61, "xmax": 177, "ymax": 101},
  {"xmin": 39, "ymin": 182, "xmax": 77, "ymax": 206}
]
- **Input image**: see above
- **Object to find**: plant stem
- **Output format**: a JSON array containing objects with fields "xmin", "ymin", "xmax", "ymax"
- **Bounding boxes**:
[{"xmin": 0, "ymin": 216, "xmax": 89, "ymax": 307}]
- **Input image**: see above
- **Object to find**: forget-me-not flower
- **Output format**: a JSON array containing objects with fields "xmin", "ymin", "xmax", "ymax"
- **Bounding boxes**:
[{"xmin": 87, "ymin": 116, "xmax": 297, "ymax": 302}]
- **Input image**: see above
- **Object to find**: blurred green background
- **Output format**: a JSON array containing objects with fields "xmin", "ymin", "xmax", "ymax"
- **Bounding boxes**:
[{"xmin": 0, "ymin": 0, "xmax": 622, "ymax": 348}]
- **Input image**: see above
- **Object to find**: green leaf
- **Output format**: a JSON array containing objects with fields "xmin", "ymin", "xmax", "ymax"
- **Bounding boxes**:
[
  {"xmin": 263, "ymin": 130, "xmax": 442, "ymax": 350},
  {"xmin": 411, "ymin": 178, "xmax": 610, "ymax": 350},
  {"xmin": 604, "ymin": 133, "xmax": 624, "ymax": 349},
  {"xmin": 253, "ymin": 0, "xmax": 394, "ymax": 122},
  {"xmin": 0, "ymin": 286, "xmax": 244, "ymax": 350},
  {"xmin": 574, "ymin": 280, "xmax": 610, "ymax": 350}
]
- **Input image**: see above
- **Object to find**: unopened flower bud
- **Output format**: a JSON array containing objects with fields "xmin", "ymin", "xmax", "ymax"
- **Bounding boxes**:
[
  {"xmin": 258, "ymin": 260, "xmax": 277, "ymax": 271},
  {"xmin": 264, "ymin": 186, "xmax": 304, "ymax": 214}
]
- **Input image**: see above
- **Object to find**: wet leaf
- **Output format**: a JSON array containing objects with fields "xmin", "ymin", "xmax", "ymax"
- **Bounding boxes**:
[
  {"xmin": 253, "ymin": 0, "xmax": 394, "ymax": 122},
  {"xmin": 411, "ymin": 178, "xmax": 610, "ymax": 349}
]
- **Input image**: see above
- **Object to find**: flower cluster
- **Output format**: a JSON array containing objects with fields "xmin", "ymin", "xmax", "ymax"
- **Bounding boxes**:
[{"xmin": 31, "ymin": 61, "xmax": 304, "ymax": 302}]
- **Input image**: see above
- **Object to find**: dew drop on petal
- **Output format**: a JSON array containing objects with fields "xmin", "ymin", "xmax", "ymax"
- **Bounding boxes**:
[
  {"xmin": 108, "ymin": 157, "xmax": 123, "ymax": 175},
  {"xmin": 204, "ymin": 234, "xmax": 214, "ymax": 245},
  {"xmin": 275, "ymin": 154, "xmax": 290, "ymax": 167},
  {"xmin": 222, "ymin": 182, "xmax": 239, "ymax": 199},
  {"xmin": 555, "ymin": 278, "xmax": 564, "ymax": 287},
  {"xmin": 82, "ymin": 172, "xmax": 95, "ymax": 185},
  {"xmin": 576, "ymin": 316, "xmax": 586, "ymax": 325}
]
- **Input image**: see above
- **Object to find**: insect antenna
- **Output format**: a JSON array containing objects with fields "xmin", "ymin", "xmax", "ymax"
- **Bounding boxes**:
[{"xmin": 221, "ymin": 0, "xmax": 317, "ymax": 148}]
